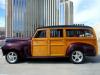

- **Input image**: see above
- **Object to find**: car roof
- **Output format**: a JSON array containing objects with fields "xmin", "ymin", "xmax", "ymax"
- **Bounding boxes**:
[{"xmin": 37, "ymin": 24, "xmax": 93, "ymax": 29}]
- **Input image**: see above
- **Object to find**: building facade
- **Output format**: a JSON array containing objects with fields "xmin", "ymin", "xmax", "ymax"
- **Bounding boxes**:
[
  {"xmin": 6, "ymin": 0, "xmax": 12, "ymax": 37},
  {"xmin": 6, "ymin": 0, "xmax": 73, "ymax": 38}
]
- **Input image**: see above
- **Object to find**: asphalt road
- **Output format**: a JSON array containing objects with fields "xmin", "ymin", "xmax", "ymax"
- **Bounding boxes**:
[{"xmin": 0, "ymin": 42, "xmax": 100, "ymax": 75}]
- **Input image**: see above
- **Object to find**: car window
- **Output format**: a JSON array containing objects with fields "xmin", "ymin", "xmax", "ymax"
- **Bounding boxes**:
[
  {"xmin": 66, "ymin": 29, "xmax": 93, "ymax": 37},
  {"xmin": 35, "ymin": 30, "xmax": 46, "ymax": 38},
  {"xmin": 50, "ymin": 29, "xmax": 63, "ymax": 37}
]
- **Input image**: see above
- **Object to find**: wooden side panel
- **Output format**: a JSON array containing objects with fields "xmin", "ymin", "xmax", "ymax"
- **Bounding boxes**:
[
  {"xmin": 32, "ymin": 38, "xmax": 49, "ymax": 56},
  {"xmin": 50, "ymin": 39, "xmax": 66, "ymax": 56}
]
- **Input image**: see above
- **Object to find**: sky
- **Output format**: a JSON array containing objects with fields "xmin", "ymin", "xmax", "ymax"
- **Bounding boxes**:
[
  {"xmin": 70, "ymin": 0, "xmax": 100, "ymax": 38},
  {"xmin": 0, "ymin": 0, "xmax": 5, "ymax": 27},
  {"xmin": 0, "ymin": 0, "xmax": 100, "ymax": 31},
  {"xmin": 71, "ymin": 0, "xmax": 100, "ymax": 25}
]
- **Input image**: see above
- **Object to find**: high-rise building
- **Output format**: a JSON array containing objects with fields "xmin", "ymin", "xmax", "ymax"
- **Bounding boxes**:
[
  {"xmin": 60, "ymin": 0, "xmax": 73, "ymax": 25},
  {"xmin": 6, "ymin": 0, "xmax": 73, "ymax": 38},
  {"xmin": 6, "ymin": 0, "xmax": 12, "ymax": 37}
]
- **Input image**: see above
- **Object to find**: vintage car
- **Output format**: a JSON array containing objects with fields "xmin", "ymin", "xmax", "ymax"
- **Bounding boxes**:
[{"xmin": 1, "ymin": 25, "xmax": 98, "ymax": 64}]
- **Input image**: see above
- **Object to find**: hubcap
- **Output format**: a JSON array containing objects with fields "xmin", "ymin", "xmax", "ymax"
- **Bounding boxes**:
[
  {"xmin": 72, "ymin": 51, "xmax": 83, "ymax": 63},
  {"xmin": 7, "ymin": 52, "xmax": 17, "ymax": 63}
]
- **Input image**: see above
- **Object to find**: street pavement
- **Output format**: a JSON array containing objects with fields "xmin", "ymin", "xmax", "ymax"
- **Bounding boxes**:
[{"xmin": 0, "ymin": 42, "xmax": 100, "ymax": 75}]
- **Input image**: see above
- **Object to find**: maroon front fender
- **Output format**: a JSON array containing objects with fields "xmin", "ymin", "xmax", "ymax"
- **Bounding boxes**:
[{"xmin": 1, "ymin": 39, "xmax": 31, "ymax": 58}]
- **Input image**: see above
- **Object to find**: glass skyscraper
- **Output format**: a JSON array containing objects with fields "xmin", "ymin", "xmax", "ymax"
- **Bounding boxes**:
[{"xmin": 6, "ymin": 0, "xmax": 73, "ymax": 38}]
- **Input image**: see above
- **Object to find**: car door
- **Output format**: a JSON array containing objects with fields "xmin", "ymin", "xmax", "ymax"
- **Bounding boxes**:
[
  {"xmin": 50, "ymin": 29, "xmax": 66, "ymax": 56},
  {"xmin": 32, "ymin": 29, "xmax": 49, "ymax": 56}
]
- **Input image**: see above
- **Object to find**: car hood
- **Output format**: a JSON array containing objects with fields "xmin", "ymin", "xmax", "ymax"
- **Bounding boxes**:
[{"xmin": 5, "ymin": 38, "xmax": 30, "ymax": 43}]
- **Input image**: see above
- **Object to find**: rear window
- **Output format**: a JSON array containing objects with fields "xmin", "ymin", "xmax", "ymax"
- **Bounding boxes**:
[{"xmin": 66, "ymin": 29, "xmax": 93, "ymax": 37}]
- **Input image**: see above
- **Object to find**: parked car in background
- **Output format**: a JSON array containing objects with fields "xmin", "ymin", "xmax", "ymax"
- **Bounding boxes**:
[{"xmin": 1, "ymin": 25, "xmax": 98, "ymax": 64}]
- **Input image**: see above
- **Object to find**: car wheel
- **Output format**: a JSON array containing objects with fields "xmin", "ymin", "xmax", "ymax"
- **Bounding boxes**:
[
  {"xmin": 5, "ymin": 51, "xmax": 19, "ymax": 64},
  {"xmin": 70, "ymin": 50, "xmax": 85, "ymax": 64}
]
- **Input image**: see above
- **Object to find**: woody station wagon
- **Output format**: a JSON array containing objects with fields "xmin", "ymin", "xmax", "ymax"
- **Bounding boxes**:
[{"xmin": 1, "ymin": 25, "xmax": 98, "ymax": 64}]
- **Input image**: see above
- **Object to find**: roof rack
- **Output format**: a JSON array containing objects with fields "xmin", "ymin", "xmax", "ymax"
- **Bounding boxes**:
[
  {"xmin": 37, "ymin": 24, "xmax": 92, "ymax": 29},
  {"xmin": 73, "ymin": 24, "xmax": 85, "ymax": 26}
]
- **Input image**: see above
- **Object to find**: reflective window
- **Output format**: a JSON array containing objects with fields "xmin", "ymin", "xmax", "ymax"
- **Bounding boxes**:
[
  {"xmin": 50, "ymin": 29, "xmax": 63, "ymax": 37},
  {"xmin": 66, "ymin": 29, "xmax": 93, "ymax": 37},
  {"xmin": 13, "ymin": 0, "xmax": 26, "ymax": 37},
  {"xmin": 12, "ymin": 0, "xmax": 68, "ymax": 38},
  {"xmin": 35, "ymin": 30, "xmax": 46, "ymax": 38},
  {"xmin": 60, "ymin": 3, "xmax": 64, "ymax": 25}
]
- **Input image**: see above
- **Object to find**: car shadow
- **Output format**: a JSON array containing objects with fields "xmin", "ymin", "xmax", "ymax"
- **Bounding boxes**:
[
  {"xmin": 23, "ymin": 58, "xmax": 71, "ymax": 64},
  {"xmin": 85, "ymin": 55, "xmax": 100, "ymax": 64},
  {"xmin": 20, "ymin": 55, "xmax": 100, "ymax": 64}
]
